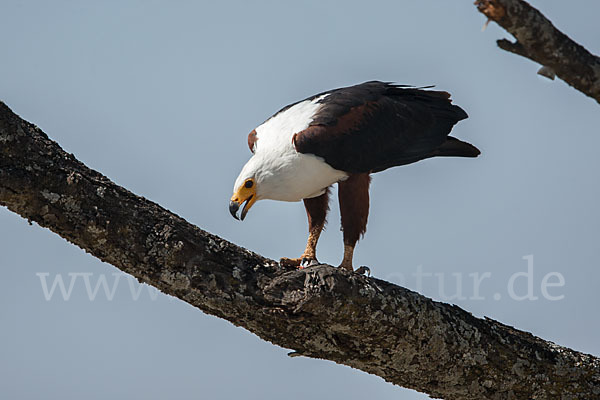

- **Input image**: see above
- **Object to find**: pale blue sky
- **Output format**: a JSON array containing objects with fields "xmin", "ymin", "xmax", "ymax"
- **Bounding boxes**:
[{"xmin": 1, "ymin": 1, "xmax": 599, "ymax": 399}]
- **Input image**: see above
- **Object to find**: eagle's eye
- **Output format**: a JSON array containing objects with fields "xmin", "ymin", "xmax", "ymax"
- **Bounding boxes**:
[{"xmin": 244, "ymin": 180, "xmax": 254, "ymax": 189}]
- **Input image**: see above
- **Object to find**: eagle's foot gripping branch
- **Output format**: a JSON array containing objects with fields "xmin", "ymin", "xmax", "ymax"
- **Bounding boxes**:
[
  {"xmin": 279, "ymin": 256, "xmax": 319, "ymax": 269},
  {"xmin": 338, "ymin": 260, "xmax": 354, "ymax": 272},
  {"xmin": 354, "ymin": 266, "xmax": 371, "ymax": 276}
]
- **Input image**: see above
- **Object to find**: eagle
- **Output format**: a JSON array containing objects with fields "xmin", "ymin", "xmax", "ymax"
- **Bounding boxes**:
[{"xmin": 229, "ymin": 81, "xmax": 479, "ymax": 271}]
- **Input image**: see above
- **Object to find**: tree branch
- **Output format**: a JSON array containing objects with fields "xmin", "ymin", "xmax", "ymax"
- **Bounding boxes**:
[
  {"xmin": 1, "ymin": 100, "xmax": 599, "ymax": 399},
  {"xmin": 475, "ymin": 0, "xmax": 600, "ymax": 104}
]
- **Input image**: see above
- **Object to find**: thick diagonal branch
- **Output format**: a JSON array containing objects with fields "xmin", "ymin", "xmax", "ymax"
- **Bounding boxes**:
[
  {"xmin": 475, "ymin": 0, "xmax": 600, "ymax": 104},
  {"xmin": 1, "ymin": 101, "xmax": 599, "ymax": 399}
]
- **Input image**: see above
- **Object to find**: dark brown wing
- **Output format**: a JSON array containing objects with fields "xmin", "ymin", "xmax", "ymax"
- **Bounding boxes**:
[{"xmin": 293, "ymin": 81, "xmax": 479, "ymax": 173}]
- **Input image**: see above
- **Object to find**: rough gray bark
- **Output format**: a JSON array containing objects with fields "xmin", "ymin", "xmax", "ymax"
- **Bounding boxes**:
[
  {"xmin": 1, "ymin": 100, "xmax": 599, "ymax": 399},
  {"xmin": 475, "ymin": 0, "xmax": 600, "ymax": 104}
]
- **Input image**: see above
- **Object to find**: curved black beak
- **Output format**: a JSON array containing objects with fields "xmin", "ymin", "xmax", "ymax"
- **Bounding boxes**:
[
  {"xmin": 229, "ymin": 201, "xmax": 240, "ymax": 220},
  {"xmin": 240, "ymin": 195, "xmax": 252, "ymax": 221},
  {"xmin": 229, "ymin": 196, "xmax": 253, "ymax": 221}
]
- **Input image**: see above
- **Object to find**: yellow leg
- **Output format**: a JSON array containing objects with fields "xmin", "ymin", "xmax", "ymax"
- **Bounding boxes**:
[
  {"xmin": 338, "ymin": 244, "xmax": 355, "ymax": 271},
  {"xmin": 280, "ymin": 223, "xmax": 324, "ymax": 268},
  {"xmin": 280, "ymin": 190, "xmax": 330, "ymax": 269}
]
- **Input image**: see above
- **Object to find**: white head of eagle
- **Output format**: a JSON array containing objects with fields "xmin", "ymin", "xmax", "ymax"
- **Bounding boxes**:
[{"xmin": 230, "ymin": 81, "xmax": 480, "ymax": 271}]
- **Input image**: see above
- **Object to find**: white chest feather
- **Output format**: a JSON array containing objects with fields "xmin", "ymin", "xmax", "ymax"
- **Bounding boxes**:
[{"xmin": 235, "ymin": 95, "xmax": 348, "ymax": 202}]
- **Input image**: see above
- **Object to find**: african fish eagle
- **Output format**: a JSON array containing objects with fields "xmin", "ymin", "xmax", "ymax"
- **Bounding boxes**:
[{"xmin": 230, "ymin": 81, "xmax": 479, "ymax": 271}]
